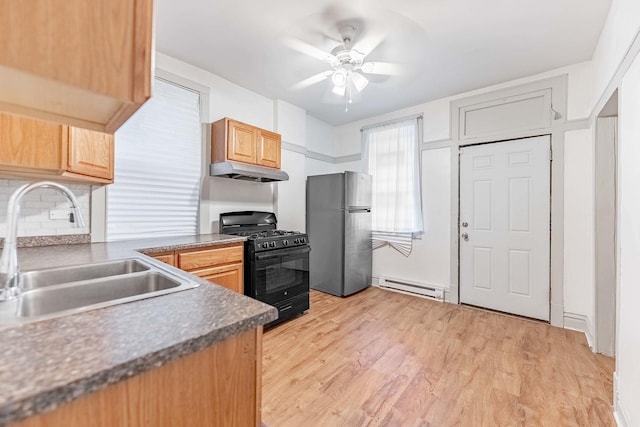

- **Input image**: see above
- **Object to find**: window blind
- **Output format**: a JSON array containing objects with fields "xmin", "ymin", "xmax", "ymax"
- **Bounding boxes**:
[{"xmin": 106, "ymin": 79, "xmax": 201, "ymax": 241}]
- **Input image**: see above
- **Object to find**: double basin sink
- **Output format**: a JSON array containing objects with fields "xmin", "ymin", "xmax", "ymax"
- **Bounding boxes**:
[{"xmin": 0, "ymin": 258, "xmax": 199, "ymax": 327}]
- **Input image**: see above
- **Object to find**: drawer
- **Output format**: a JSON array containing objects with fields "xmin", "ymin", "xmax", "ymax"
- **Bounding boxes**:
[
  {"xmin": 190, "ymin": 263, "xmax": 244, "ymax": 293},
  {"xmin": 150, "ymin": 252, "xmax": 176, "ymax": 266},
  {"xmin": 178, "ymin": 245, "xmax": 243, "ymax": 271}
]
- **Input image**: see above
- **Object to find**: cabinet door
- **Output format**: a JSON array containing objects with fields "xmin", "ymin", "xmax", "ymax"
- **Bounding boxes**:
[
  {"xmin": 12, "ymin": 328, "xmax": 262, "ymax": 427},
  {"xmin": 192, "ymin": 263, "xmax": 244, "ymax": 293},
  {"xmin": 150, "ymin": 252, "xmax": 176, "ymax": 267},
  {"xmin": 0, "ymin": 0, "xmax": 153, "ymax": 133},
  {"xmin": 0, "ymin": 113, "xmax": 65, "ymax": 171},
  {"xmin": 67, "ymin": 127, "xmax": 114, "ymax": 181},
  {"xmin": 256, "ymin": 129, "xmax": 281, "ymax": 169},
  {"xmin": 227, "ymin": 120, "xmax": 257, "ymax": 164}
]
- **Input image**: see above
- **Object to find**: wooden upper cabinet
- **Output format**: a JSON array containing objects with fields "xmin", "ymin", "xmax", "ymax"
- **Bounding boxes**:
[
  {"xmin": 212, "ymin": 117, "xmax": 282, "ymax": 170},
  {"xmin": 68, "ymin": 128, "xmax": 114, "ymax": 181},
  {"xmin": 0, "ymin": 113, "xmax": 114, "ymax": 184},
  {"xmin": 0, "ymin": 0, "xmax": 153, "ymax": 133},
  {"xmin": 228, "ymin": 120, "xmax": 258, "ymax": 164},
  {"xmin": 0, "ymin": 113, "xmax": 66, "ymax": 171},
  {"xmin": 256, "ymin": 129, "xmax": 281, "ymax": 169}
]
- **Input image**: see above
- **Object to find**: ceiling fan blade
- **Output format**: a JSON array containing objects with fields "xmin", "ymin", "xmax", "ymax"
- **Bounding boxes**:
[
  {"xmin": 361, "ymin": 62, "xmax": 402, "ymax": 76},
  {"xmin": 283, "ymin": 38, "xmax": 337, "ymax": 65},
  {"xmin": 291, "ymin": 71, "xmax": 332, "ymax": 90},
  {"xmin": 353, "ymin": 33, "xmax": 386, "ymax": 58}
]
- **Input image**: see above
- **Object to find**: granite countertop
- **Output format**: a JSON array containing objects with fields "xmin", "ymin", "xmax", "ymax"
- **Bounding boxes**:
[{"xmin": 0, "ymin": 234, "xmax": 278, "ymax": 426}]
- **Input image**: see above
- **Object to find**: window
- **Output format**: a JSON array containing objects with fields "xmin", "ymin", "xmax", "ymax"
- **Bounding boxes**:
[
  {"xmin": 106, "ymin": 79, "xmax": 202, "ymax": 241},
  {"xmin": 363, "ymin": 116, "xmax": 423, "ymax": 256}
]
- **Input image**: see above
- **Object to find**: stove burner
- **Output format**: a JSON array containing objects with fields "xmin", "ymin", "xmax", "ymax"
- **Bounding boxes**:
[{"xmin": 231, "ymin": 229, "xmax": 301, "ymax": 240}]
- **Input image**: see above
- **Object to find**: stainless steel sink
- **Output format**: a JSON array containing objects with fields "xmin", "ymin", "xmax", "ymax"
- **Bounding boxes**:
[
  {"xmin": 0, "ymin": 258, "xmax": 199, "ymax": 327},
  {"xmin": 20, "ymin": 259, "xmax": 151, "ymax": 290}
]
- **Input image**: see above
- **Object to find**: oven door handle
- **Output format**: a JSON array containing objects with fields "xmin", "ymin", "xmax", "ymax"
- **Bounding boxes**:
[{"xmin": 255, "ymin": 246, "xmax": 311, "ymax": 260}]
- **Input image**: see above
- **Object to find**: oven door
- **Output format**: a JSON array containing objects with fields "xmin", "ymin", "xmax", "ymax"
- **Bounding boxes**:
[{"xmin": 253, "ymin": 246, "xmax": 310, "ymax": 305}]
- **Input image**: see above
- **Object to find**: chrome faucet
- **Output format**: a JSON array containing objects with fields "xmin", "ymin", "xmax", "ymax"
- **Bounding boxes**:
[{"xmin": 0, "ymin": 181, "xmax": 86, "ymax": 301}]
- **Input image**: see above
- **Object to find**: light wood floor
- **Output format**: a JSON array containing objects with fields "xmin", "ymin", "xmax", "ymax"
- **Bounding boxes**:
[{"xmin": 262, "ymin": 287, "xmax": 615, "ymax": 427}]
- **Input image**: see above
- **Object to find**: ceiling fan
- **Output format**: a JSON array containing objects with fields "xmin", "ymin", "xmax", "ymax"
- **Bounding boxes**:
[{"xmin": 289, "ymin": 24, "xmax": 400, "ymax": 111}]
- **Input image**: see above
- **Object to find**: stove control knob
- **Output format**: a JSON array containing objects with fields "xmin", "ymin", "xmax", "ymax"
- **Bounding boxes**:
[
  {"xmin": 299, "ymin": 237, "xmax": 306, "ymax": 243},
  {"xmin": 262, "ymin": 243, "xmax": 269, "ymax": 249},
  {"xmin": 283, "ymin": 240, "xmax": 289, "ymax": 246},
  {"xmin": 270, "ymin": 241, "xmax": 276, "ymax": 248}
]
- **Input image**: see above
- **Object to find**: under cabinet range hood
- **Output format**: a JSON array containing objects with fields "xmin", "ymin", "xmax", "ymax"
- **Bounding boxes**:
[{"xmin": 209, "ymin": 161, "xmax": 289, "ymax": 182}]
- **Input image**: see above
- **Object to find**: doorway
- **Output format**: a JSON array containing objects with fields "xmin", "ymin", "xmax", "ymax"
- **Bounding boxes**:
[
  {"xmin": 594, "ymin": 90, "xmax": 618, "ymax": 356},
  {"xmin": 459, "ymin": 135, "xmax": 551, "ymax": 321}
]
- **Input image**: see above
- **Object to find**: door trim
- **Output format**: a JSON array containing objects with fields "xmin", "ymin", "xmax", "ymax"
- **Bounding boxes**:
[{"xmin": 450, "ymin": 75, "xmax": 567, "ymax": 327}]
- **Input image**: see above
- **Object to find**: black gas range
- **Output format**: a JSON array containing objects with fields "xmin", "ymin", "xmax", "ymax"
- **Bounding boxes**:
[{"xmin": 220, "ymin": 211, "xmax": 310, "ymax": 327}]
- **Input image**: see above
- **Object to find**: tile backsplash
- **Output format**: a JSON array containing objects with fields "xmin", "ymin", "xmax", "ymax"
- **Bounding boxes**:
[{"xmin": 0, "ymin": 179, "xmax": 91, "ymax": 238}]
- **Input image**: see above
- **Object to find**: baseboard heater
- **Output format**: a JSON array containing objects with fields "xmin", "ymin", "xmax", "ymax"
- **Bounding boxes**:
[{"xmin": 377, "ymin": 277, "xmax": 445, "ymax": 301}]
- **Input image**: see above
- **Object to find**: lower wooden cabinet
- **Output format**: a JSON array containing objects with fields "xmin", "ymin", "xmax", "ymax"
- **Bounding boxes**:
[
  {"xmin": 0, "ymin": 113, "xmax": 114, "ymax": 184},
  {"xmin": 12, "ymin": 327, "xmax": 263, "ymax": 427},
  {"xmin": 149, "ymin": 252, "xmax": 176, "ymax": 266},
  {"xmin": 190, "ymin": 263, "xmax": 244, "ymax": 293},
  {"xmin": 148, "ymin": 243, "xmax": 244, "ymax": 294},
  {"xmin": 178, "ymin": 244, "xmax": 244, "ymax": 294}
]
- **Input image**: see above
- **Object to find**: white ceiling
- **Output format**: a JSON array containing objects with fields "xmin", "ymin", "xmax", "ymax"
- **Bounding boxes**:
[{"xmin": 155, "ymin": 0, "xmax": 612, "ymax": 126}]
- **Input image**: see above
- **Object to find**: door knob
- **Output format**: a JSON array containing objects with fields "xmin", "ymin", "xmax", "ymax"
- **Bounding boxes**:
[{"xmin": 461, "ymin": 233, "xmax": 469, "ymax": 241}]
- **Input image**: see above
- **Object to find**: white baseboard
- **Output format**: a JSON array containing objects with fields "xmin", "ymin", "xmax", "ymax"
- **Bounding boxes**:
[
  {"xmin": 613, "ymin": 372, "xmax": 630, "ymax": 427},
  {"xmin": 563, "ymin": 312, "xmax": 594, "ymax": 349}
]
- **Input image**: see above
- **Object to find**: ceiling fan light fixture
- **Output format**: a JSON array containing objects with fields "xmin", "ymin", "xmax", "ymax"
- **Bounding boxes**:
[
  {"xmin": 332, "ymin": 85, "xmax": 346, "ymax": 96},
  {"xmin": 351, "ymin": 71, "xmax": 369, "ymax": 92},
  {"xmin": 331, "ymin": 68, "xmax": 347, "ymax": 87},
  {"xmin": 361, "ymin": 62, "xmax": 375, "ymax": 73},
  {"xmin": 349, "ymin": 49, "xmax": 365, "ymax": 64}
]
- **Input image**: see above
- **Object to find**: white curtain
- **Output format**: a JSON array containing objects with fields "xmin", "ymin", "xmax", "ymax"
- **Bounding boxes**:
[{"xmin": 363, "ymin": 117, "xmax": 423, "ymax": 256}]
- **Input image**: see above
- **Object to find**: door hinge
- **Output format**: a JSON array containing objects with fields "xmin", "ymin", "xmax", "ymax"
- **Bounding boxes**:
[{"xmin": 550, "ymin": 146, "xmax": 553, "ymax": 162}]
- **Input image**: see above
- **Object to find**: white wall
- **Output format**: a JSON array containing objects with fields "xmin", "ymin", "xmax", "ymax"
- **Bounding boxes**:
[
  {"xmin": 616, "ymin": 43, "xmax": 640, "ymax": 427},
  {"xmin": 156, "ymin": 55, "xmax": 342, "ymax": 234},
  {"xmin": 588, "ymin": 1, "xmax": 640, "ymax": 423},
  {"xmin": 275, "ymin": 150, "xmax": 306, "ymax": 232},
  {"xmin": 157, "ymin": 54, "xmax": 274, "ymax": 130},
  {"xmin": 0, "ymin": 179, "xmax": 91, "ymax": 238},
  {"xmin": 156, "ymin": 53, "xmax": 280, "ymax": 231},
  {"xmin": 563, "ymin": 130, "xmax": 595, "ymax": 327},
  {"xmin": 335, "ymin": 161, "xmax": 363, "ymax": 173},
  {"xmin": 274, "ymin": 101, "xmax": 307, "ymax": 232},
  {"xmin": 592, "ymin": 0, "xmax": 640, "ymax": 105},
  {"xmin": 305, "ymin": 158, "xmax": 336, "ymax": 177},
  {"xmin": 333, "ymin": 61, "xmax": 594, "ymax": 158},
  {"xmin": 306, "ymin": 115, "xmax": 335, "ymax": 156},
  {"xmin": 331, "ymin": 61, "xmax": 594, "ymax": 310},
  {"xmin": 370, "ymin": 148, "xmax": 451, "ymax": 288}
]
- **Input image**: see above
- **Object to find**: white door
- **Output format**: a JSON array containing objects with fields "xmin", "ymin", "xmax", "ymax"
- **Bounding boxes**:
[{"xmin": 459, "ymin": 135, "xmax": 550, "ymax": 320}]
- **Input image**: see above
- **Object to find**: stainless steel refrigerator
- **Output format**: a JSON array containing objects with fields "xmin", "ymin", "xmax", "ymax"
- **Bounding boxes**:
[{"xmin": 306, "ymin": 172, "xmax": 372, "ymax": 296}]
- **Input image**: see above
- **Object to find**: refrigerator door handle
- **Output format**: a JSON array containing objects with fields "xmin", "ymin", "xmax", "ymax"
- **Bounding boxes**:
[{"xmin": 347, "ymin": 206, "xmax": 371, "ymax": 213}]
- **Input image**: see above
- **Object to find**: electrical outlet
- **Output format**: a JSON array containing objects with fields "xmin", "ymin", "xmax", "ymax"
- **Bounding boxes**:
[{"xmin": 49, "ymin": 209, "xmax": 70, "ymax": 220}]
